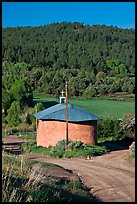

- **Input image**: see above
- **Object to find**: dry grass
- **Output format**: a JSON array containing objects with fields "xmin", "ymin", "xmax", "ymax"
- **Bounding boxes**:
[{"xmin": 2, "ymin": 151, "xmax": 91, "ymax": 202}]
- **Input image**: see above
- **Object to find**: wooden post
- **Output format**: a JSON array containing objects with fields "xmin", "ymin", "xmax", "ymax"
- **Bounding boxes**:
[
  {"xmin": 21, "ymin": 156, "xmax": 23, "ymax": 174},
  {"xmin": 65, "ymin": 81, "xmax": 68, "ymax": 151}
]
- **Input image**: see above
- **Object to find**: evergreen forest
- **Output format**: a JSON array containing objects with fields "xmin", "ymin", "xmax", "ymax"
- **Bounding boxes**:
[{"xmin": 2, "ymin": 22, "xmax": 135, "ymax": 126}]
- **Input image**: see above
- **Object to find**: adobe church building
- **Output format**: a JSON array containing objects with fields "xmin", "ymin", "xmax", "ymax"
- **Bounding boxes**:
[{"xmin": 34, "ymin": 92, "xmax": 102, "ymax": 148}]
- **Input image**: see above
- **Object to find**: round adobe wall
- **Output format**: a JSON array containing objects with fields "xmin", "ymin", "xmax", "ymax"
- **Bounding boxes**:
[{"xmin": 37, "ymin": 120, "xmax": 97, "ymax": 147}]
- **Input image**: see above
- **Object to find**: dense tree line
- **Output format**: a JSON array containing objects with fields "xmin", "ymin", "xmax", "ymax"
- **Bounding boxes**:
[
  {"xmin": 2, "ymin": 22, "xmax": 135, "ymax": 73},
  {"xmin": 2, "ymin": 23, "xmax": 135, "ymax": 127},
  {"xmin": 2, "ymin": 60, "xmax": 135, "ymax": 111}
]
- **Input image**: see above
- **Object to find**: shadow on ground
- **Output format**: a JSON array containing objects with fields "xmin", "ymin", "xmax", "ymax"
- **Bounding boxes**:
[
  {"xmin": 2, "ymin": 141, "xmax": 26, "ymax": 155},
  {"xmin": 32, "ymin": 99, "xmax": 58, "ymax": 109},
  {"xmin": 42, "ymin": 101, "xmax": 58, "ymax": 109},
  {"xmin": 98, "ymin": 138, "xmax": 133, "ymax": 151}
]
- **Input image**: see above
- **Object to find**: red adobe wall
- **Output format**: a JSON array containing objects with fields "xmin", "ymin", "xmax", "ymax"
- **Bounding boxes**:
[{"xmin": 37, "ymin": 120, "xmax": 97, "ymax": 147}]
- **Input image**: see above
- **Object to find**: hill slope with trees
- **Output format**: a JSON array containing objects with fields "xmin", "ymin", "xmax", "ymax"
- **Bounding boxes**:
[
  {"xmin": 2, "ymin": 22, "xmax": 135, "ymax": 128},
  {"xmin": 2, "ymin": 22, "xmax": 135, "ymax": 71}
]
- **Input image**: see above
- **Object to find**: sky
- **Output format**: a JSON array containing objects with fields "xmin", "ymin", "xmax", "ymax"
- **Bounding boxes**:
[{"xmin": 2, "ymin": 2, "xmax": 135, "ymax": 29}]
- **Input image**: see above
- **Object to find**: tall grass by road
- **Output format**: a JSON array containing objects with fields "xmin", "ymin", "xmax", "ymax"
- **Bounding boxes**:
[{"xmin": 2, "ymin": 152, "xmax": 92, "ymax": 202}]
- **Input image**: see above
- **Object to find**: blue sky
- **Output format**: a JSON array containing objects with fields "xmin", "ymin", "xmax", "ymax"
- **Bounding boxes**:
[{"xmin": 2, "ymin": 2, "xmax": 135, "ymax": 29}]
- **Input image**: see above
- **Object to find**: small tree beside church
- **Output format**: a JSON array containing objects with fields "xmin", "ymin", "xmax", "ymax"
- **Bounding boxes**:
[
  {"xmin": 7, "ymin": 101, "xmax": 21, "ymax": 127},
  {"xmin": 34, "ymin": 102, "xmax": 45, "ymax": 112}
]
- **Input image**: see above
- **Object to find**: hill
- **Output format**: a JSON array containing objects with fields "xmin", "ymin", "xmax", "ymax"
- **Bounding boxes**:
[
  {"xmin": 2, "ymin": 22, "xmax": 135, "ymax": 72},
  {"xmin": 2, "ymin": 22, "xmax": 135, "ymax": 114}
]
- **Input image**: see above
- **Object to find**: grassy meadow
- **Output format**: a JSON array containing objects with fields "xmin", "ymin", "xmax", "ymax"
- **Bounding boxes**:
[
  {"xmin": 34, "ymin": 94, "xmax": 135, "ymax": 120},
  {"xmin": 70, "ymin": 99, "xmax": 135, "ymax": 119}
]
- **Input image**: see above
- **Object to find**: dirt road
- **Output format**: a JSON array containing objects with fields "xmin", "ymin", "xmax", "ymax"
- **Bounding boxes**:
[
  {"xmin": 24, "ymin": 150, "xmax": 135, "ymax": 202},
  {"xmin": 2, "ymin": 136, "xmax": 135, "ymax": 202}
]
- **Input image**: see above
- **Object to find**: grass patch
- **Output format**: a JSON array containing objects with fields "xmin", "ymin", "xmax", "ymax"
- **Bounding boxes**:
[
  {"xmin": 21, "ymin": 142, "xmax": 51, "ymax": 155},
  {"xmin": 69, "ymin": 98, "xmax": 135, "ymax": 120},
  {"xmin": 17, "ymin": 132, "xmax": 36, "ymax": 140}
]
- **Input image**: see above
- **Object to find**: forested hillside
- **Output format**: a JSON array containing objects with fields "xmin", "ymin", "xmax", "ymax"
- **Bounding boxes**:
[
  {"xmin": 2, "ymin": 22, "xmax": 135, "ymax": 116},
  {"xmin": 3, "ymin": 22, "xmax": 135, "ymax": 70}
]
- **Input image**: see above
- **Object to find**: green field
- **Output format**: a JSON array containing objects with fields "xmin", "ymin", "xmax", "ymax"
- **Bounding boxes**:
[
  {"xmin": 34, "ymin": 95, "xmax": 135, "ymax": 120},
  {"xmin": 69, "ymin": 99, "xmax": 135, "ymax": 119}
]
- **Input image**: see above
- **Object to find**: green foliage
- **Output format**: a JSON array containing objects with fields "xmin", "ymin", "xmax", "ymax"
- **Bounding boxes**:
[
  {"xmin": 2, "ymin": 61, "xmax": 33, "ymax": 115},
  {"xmin": 7, "ymin": 101, "xmax": 21, "ymax": 127},
  {"xmin": 2, "ymin": 23, "xmax": 135, "ymax": 131},
  {"xmin": 83, "ymin": 145, "xmax": 108, "ymax": 156},
  {"xmin": 50, "ymin": 140, "xmax": 108, "ymax": 158},
  {"xmin": 21, "ymin": 140, "xmax": 108, "ymax": 158},
  {"xmin": 2, "ymin": 88, "xmax": 14, "ymax": 114},
  {"xmin": 84, "ymin": 84, "xmax": 97, "ymax": 98},
  {"xmin": 49, "ymin": 140, "xmax": 65, "ymax": 158},
  {"xmin": 25, "ymin": 113, "xmax": 32, "ymax": 125},
  {"xmin": 129, "ymin": 142, "xmax": 135, "ymax": 158},
  {"xmin": 2, "ymin": 23, "xmax": 135, "ymax": 99},
  {"xmin": 11, "ymin": 79, "xmax": 33, "ymax": 107},
  {"xmin": 18, "ymin": 133, "xmax": 36, "ymax": 140},
  {"xmin": 34, "ymin": 102, "xmax": 45, "ymax": 112},
  {"xmin": 2, "ymin": 23, "xmax": 135, "ymax": 72},
  {"xmin": 29, "ymin": 181, "xmax": 90, "ymax": 202},
  {"xmin": 106, "ymin": 60, "xmax": 128, "ymax": 76},
  {"xmin": 21, "ymin": 142, "xmax": 37, "ymax": 153},
  {"xmin": 97, "ymin": 119, "xmax": 123, "ymax": 141},
  {"xmin": 96, "ymin": 71, "xmax": 106, "ymax": 83}
]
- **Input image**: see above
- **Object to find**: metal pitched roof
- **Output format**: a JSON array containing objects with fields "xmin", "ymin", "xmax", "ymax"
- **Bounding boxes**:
[{"xmin": 34, "ymin": 103, "xmax": 102, "ymax": 122}]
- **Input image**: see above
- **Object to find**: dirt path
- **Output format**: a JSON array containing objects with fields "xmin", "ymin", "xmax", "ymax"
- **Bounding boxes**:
[
  {"xmin": 2, "ymin": 136, "xmax": 135, "ymax": 202},
  {"xmin": 23, "ymin": 150, "xmax": 135, "ymax": 202}
]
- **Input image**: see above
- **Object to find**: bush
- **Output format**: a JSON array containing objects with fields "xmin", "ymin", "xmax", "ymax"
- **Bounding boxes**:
[
  {"xmin": 25, "ymin": 113, "xmax": 32, "ymax": 125},
  {"xmin": 129, "ymin": 142, "xmax": 135, "ymax": 158},
  {"xmin": 84, "ymin": 145, "xmax": 108, "ymax": 156},
  {"xmin": 21, "ymin": 140, "xmax": 108, "ymax": 158},
  {"xmin": 97, "ymin": 119, "xmax": 122, "ymax": 142},
  {"xmin": 50, "ymin": 140, "xmax": 108, "ymax": 158},
  {"xmin": 7, "ymin": 101, "xmax": 21, "ymax": 127},
  {"xmin": 34, "ymin": 102, "xmax": 45, "ymax": 112},
  {"xmin": 21, "ymin": 142, "xmax": 37, "ymax": 153}
]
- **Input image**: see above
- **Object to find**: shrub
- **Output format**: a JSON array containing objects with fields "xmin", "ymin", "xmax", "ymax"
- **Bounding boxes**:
[
  {"xmin": 50, "ymin": 140, "xmax": 108, "ymax": 158},
  {"xmin": 83, "ymin": 145, "xmax": 108, "ymax": 156},
  {"xmin": 7, "ymin": 101, "xmax": 21, "ymax": 127},
  {"xmin": 21, "ymin": 142, "xmax": 37, "ymax": 153},
  {"xmin": 25, "ymin": 113, "xmax": 32, "ymax": 125},
  {"xmin": 34, "ymin": 102, "xmax": 45, "ymax": 112},
  {"xmin": 63, "ymin": 149, "xmax": 88, "ymax": 158},
  {"xmin": 129, "ymin": 142, "xmax": 135, "ymax": 158},
  {"xmin": 21, "ymin": 140, "xmax": 108, "ymax": 158},
  {"xmin": 97, "ymin": 119, "xmax": 123, "ymax": 142},
  {"xmin": 63, "ymin": 150, "xmax": 78, "ymax": 158}
]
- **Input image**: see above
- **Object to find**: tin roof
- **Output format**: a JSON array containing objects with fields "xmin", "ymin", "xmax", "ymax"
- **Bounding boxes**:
[{"xmin": 34, "ymin": 103, "xmax": 102, "ymax": 122}]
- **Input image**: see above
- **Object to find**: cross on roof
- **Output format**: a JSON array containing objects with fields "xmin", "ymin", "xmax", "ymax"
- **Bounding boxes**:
[{"xmin": 60, "ymin": 90, "xmax": 65, "ymax": 96}]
